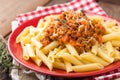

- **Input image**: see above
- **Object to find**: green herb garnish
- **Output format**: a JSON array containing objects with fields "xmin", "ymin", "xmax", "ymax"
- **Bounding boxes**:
[{"xmin": 0, "ymin": 35, "xmax": 12, "ymax": 72}]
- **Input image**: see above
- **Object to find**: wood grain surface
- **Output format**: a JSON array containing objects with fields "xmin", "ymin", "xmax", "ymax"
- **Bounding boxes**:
[
  {"xmin": 98, "ymin": 0, "xmax": 120, "ymax": 20},
  {"xmin": 0, "ymin": 0, "xmax": 49, "ymax": 36}
]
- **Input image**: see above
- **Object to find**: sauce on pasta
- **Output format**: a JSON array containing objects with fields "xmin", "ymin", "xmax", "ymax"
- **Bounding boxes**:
[{"xmin": 40, "ymin": 10, "xmax": 105, "ymax": 53}]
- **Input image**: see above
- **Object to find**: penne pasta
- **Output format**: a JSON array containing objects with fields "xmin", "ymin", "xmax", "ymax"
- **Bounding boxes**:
[
  {"xmin": 20, "ymin": 36, "xmax": 31, "ymax": 45},
  {"xmin": 16, "ymin": 27, "xmax": 30, "ymax": 43},
  {"xmin": 29, "ymin": 26, "xmax": 38, "ymax": 36},
  {"xmin": 106, "ymin": 20, "xmax": 116, "ymax": 28},
  {"xmin": 72, "ymin": 63, "xmax": 104, "ymax": 72},
  {"xmin": 31, "ymin": 37, "xmax": 43, "ymax": 49},
  {"xmin": 48, "ymin": 51, "xmax": 56, "ymax": 63},
  {"xmin": 25, "ymin": 44, "xmax": 35, "ymax": 58},
  {"xmin": 37, "ymin": 19, "xmax": 44, "ymax": 29},
  {"xmin": 60, "ymin": 53, "xmax": 83, "ymax": 65},
  {"xmin": 102, "ymin": 32, "xmax": 120, "ymax": 42},
  {"xmin": 111, "ymin": 40, "xmax": 120, "ymax": 47},
  {"xmin": 80, "ymin": 53, "xmax": 109, "ymax": 66},
  {"xmin": 98, "ymin": 48, "xmax": 114, "ymax": 63},
  {"xmin": 35, "ymin": 31, "xmax": 44, "ymax": 41},
  {"xmin": 111, "ymin": 26, "xmax": 120, "ymax": 32},
  {"xmin": 105, "ymin": 41, "xmax": 114, "ymax": 56},
  {"xmin": 74, "ymin": 54, "xmax": 91, "ymax": 64},
  {"xmin": 36, "ymin": 48, "xmax": 53, "ymax": 70},
  {"xmin": 55, "ymin": 48, "xmax": 68, "ymax": 58},
  {"xmin": 103, "ymin": 25, "xmax": 112, "ymax": 34},
  {"xmin": 91, "ymin": 42, "xmax": 98, "ymax": 55},
  {"xmin": 65, "ymin": 43, "xmax": 79, "ymax": 55},
  {"xmin": 53, "ymin": 61, "xmax": 66, "ymax": 70},
  {"xmin": 42, "ymin": 41, "xmax": 60, "ymax": 54},
  {"xmin": 114, "ymin": 49, "xmax": 120, "ymax": 61},
  {"xmin": 31, "ymin": 56, "xmax": 42, "ymax": 66},
  {"xmin": 22, "ymin": 45, "xmax": 29, "ymax": 60},
  {"xmin": 63, "ymin": 59, "xmax": 73, "ymax": 72}
]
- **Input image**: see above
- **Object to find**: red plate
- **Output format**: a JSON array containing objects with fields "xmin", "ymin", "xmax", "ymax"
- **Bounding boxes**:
[{"xmin": 8, "ymin": 13, "xmax": 120, "ymax": 78}]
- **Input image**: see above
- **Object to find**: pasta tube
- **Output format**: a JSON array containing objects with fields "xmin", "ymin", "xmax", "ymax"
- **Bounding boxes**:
[
  {"xmin": 25, "ymin": 44, "xmax": 35, "ymax": 57},
  {"xmin": 31, "ymin": 56, "xmax": 42, "ymax": 66},
  {"xmin": 22, "ymin": 45, "xmax": 29, "ymax": 60},
  {"xmin": 16, "ymin": 27, "xmax": 30, "ymax": 43},
  {"xmin": 60, "ymin": 53, "xmax": 83, "ymax": 65},
  {"xmin": 111, "ymin": 40, "xmax": 120, "ymax": 47},
  {"xmin": 105, "ymin": 41, "xmax": 114, "ymax": 56},
  {"xmin": 80, "ymin": 53, "xmax": 109, "ymax": 66},
  {"xmin": 31, "ymin": 37, "xmax": 43, "ymax": 49},
  {"xmin": 36, "ymin": 48, "xmax": 53, "ymax": 70},
  {"xmin": 42, "ymin": 41, "xmax": 59, "ymax": 54},
  {"xmin": 63, "ymin": 59, "xmax": 72, "ymax": 72},
  {"xmin": 65, "ymin": 43, "xmax": 79, "ymax": 55},
  {"xmin": 53, "ymin": 61, "xmax": 66, "ymax": 70},
  {"xmin": 98, "ymin": 48, "xmax": 114, "ymax": 63},
  {"xmin": 72, "ymin": 63, "xmax": 104, "ymax": 72},
  {"xmin": 102, "ymin": 32, "xmax": 120, "ymax": 42}
]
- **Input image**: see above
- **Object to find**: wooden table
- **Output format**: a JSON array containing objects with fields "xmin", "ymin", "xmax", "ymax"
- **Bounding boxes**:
[
  {"xmin": 0, "ymin": 0, "xmax": 49, "ymax": 37},
  {"xmin": 98, "ymin": 0, "xmax": 120, "ymax": 20},
  {"xmin": 2, "ymin": 0, "xmax": 120, "ymax": 80}
]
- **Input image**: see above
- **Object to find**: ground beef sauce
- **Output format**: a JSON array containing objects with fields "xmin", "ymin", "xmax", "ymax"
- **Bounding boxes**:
[{"xmin": 40, "ymin": 10, "xmax": 105, "ymax": 53}]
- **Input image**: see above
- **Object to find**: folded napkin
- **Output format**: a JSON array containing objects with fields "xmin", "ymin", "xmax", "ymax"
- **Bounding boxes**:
[{"xmin": 11, "ymin": 0, "xmax": 120, "ymax": 80}]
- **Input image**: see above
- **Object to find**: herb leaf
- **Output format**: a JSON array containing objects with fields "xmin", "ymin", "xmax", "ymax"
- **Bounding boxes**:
[{"xmin": 0, "ymin": 35, "xmax": 12, "ymax": 72}]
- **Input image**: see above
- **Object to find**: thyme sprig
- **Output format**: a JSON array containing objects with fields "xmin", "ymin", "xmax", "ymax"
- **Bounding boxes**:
[{"xmin": 0, "ymin": 35, "xmax": 12, "ymax": 72}]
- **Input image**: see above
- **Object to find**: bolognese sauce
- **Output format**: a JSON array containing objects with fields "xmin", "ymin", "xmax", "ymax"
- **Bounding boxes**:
[{"xmin": 40, "ymin": 10, "xmax": 105, "ymax": 53}]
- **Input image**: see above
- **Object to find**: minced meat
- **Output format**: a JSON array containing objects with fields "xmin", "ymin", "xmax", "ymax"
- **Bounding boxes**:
[{"xmin": 40, "ymin": 10, "xmax": 105, "ymax": 53}]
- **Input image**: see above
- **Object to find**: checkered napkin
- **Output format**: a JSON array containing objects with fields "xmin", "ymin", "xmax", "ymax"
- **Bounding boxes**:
[
  {"xmin": 16, "ymin": 0, "xmax": 107, "ymax": 25},
  {"xmin": 13, "ymin": 0, "xmax": 120, "ymax": 80}
]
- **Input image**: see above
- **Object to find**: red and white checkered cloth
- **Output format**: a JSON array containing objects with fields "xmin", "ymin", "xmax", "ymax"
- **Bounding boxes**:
[
  {"xmin": 15, "ymin": 0, "xmax": 120, "ymax": 80},
  {"xmin": 16, "ymin": 0, "xmax": 107, "ymax": 24}
]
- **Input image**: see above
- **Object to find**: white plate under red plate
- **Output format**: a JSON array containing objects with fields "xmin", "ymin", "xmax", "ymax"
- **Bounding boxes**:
[{"xmin": 8, "ymin": 13, "xmax": 120, "ymax": 78}]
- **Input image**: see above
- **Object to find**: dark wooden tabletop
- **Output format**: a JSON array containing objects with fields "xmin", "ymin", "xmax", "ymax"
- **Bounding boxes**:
[
  {"xmin": 2, "ymin": 0, "xmax": 120, "ymax": 80},
  {"xmin": 98, "ymin": 0, "xmax": 120, "ymax": 20}
]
